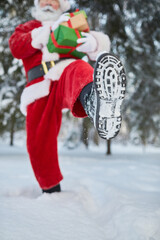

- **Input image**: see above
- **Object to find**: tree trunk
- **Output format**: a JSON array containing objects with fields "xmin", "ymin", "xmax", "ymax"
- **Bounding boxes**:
[
  {"xmin": 106, "ymin": 140, "xmax": 111, "ymax": 155},
  {"xmin": 93, "ymin": 130, "xmax": 99, "ymax": 146},
  {"xmin": 81, "ymin": 118, "xmax": 90, "ymax": 148},
  {"xmin": 10, "ymin": 113, "xmax": 16, "ymax": 146}
]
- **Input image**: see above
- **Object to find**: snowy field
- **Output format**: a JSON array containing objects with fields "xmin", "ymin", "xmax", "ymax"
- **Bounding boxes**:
[{"xmin": 0, "ymin": 141, "xmax": 160, "ymax": 240}]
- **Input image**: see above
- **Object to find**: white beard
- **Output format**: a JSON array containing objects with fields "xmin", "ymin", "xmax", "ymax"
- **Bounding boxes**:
[{"xmin": 31, "ymin": 5, "xmax": 63, "ymax": 22}]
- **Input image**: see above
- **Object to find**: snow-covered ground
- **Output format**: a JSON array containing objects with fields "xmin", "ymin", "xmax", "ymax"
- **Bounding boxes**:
[{"xmin": 0, "ymin": 141, "xmax": 160, "ymax": 240}]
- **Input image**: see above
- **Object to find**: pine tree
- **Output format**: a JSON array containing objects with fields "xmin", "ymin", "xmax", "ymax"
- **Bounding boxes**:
[
  {"xmin": 124, "ymin": 0, "xmax": 160, "ymax": 145},
  {"xmin": 0, "ymin": 0, "xmax": 33, "ymax": 145}
]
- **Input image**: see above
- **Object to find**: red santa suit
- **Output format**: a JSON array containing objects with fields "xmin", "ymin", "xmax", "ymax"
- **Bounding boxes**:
[{"xmin": 9, "ymin": 1, "xmax": 110, "ymax": 190}]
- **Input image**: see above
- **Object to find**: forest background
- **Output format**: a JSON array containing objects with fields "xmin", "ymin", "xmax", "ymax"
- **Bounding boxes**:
[{"xmin": 0, "ymin": 0, "xmax": 159, "ymax": 152}]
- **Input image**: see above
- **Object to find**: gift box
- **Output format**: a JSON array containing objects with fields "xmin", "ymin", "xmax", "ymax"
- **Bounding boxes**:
[
  {"xmin": 67, "ymin": 10, "xmax": 87, "ymax": 18},
  {"xmin": 61, "ymin": 10, "xmax": 90, "ymax": 32},
  {"xmin": 47, "ymin": 25, "xmax": 86, "ymax": 59}
]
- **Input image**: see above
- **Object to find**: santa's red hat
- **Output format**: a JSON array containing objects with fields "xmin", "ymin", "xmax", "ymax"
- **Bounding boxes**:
[{"xmin": 34, "ymin": 0, "xmax": 70, "ymax": 12}]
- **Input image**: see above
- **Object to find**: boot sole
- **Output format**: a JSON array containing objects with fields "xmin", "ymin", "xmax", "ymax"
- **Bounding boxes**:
[{"xmin": 93, "ymin": 53, "xmax": 126, "ymax": 140}]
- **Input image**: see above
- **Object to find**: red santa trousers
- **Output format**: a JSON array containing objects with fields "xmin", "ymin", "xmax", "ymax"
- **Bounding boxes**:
[{"xmin": 26, "ymin": 60, "xmax": 94, "ymax": 190}]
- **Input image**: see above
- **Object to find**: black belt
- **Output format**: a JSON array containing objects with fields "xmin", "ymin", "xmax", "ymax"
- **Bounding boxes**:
[{"xmin": 27, "ymin": 60, "xmax": 64, "ymax": 82}]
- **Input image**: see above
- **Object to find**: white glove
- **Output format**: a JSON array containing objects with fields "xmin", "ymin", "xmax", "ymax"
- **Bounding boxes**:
[
  {"xmin": 51, "ymin": 13, "xmax": 70, "ymax": 31},
  {"xmin": 76, "ymin": 32, "xmax": 97, "ymax": 53}
]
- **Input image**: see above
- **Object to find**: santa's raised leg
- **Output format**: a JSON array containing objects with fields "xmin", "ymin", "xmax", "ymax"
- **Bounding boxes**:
[{"xmin": 26, "ymin": 54, "xmax": 126, "ymax": 193}]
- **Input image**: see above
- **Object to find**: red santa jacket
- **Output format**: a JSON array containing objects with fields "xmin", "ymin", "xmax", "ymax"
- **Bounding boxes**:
[{"xmin": 9, "ymin": 19, "xmax": 110, "ymax": 115}]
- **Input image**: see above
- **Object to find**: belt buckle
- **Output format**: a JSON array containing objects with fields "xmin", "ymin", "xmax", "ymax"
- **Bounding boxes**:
[
  {"xmin": 41, "ymin": 61, "xmax": 55, "ymax": 74},
  {"xmin": 50, "ymin": 61, "xmax": 55, "ymax": 68}
]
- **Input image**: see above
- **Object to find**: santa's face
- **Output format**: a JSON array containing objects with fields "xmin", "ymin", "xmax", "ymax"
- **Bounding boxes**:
[
  {"xmin": 39, "ymin": 0, "xmax": 60, "ymax": 11},
  {"xmin": 32, "ymin": 0, "xmax": 62, "ymax": 22}
]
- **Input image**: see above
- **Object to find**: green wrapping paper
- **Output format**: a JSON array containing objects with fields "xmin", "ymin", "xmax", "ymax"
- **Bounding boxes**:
[
  {"xmin": 67, "ymin": 10, "xmax": 87, "ymax": 18},
  {"xmin": 47, "ymin": 25, "xmax": 86, "ymax": 59}
]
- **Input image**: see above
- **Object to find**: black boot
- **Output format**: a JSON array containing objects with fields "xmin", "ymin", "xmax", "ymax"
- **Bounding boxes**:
[
  {"xmin": 42, "ymin": 184, "xmax": 61, "ymax": 194},
  {"xmin": 80, "ymin": 52, "xmax": 126, "ymax": 140}
]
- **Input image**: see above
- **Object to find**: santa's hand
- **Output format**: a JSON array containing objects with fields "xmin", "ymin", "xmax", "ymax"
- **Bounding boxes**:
[
  {"xmin": 76, "ymin": 32, "xmax": 97, "ymax": 53},
  {"xmin": 51, "ymin": 13, "xmax": 70, "ymax": 31}
]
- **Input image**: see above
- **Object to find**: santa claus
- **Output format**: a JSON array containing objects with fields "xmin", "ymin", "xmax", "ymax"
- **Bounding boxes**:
[{"xmin": 9, "ymin": 0, "xmax": 126, "ymax": 193}]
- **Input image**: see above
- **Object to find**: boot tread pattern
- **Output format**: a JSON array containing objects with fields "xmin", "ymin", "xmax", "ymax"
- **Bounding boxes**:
[{"xmin": 94, "ymin": 53, "xmax": 126, "ymax": 140}]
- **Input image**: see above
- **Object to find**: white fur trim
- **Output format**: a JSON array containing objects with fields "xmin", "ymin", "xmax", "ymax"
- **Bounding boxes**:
[
  {"xmin": 20, "ymin": 79, "xmax": 51, "ymax": 116},
  {"xmin": 20, "ymin": 59, "xmax": 75, "ymax": 116},
  {"xmin": 34, "ymin": 0, "xmax": 70, "ymax": 12},
  {"xmin": 34, "ymin": 0, "xmax": 39, "ymax": 6},
  {"xmin": 45, "ymin": 59, "xmax": 76, "ymax": 81},
  {"xmin": 59, "ymin": 0, "xmax": 70, "ymax": 12},
  {"xmin": 87, "ymin": 31, "xmax": 111, "ymax": 61},
  {"xmin": 31, "ymin": 25, "xmax": 50, "ymax": 49},
  {"xmin": 42, "ymin": 20, "xmax": 55, "ymax": 26},
  {"xmin": 41, "ymin": 46, "xmax": 60, "ymax": 62}
]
